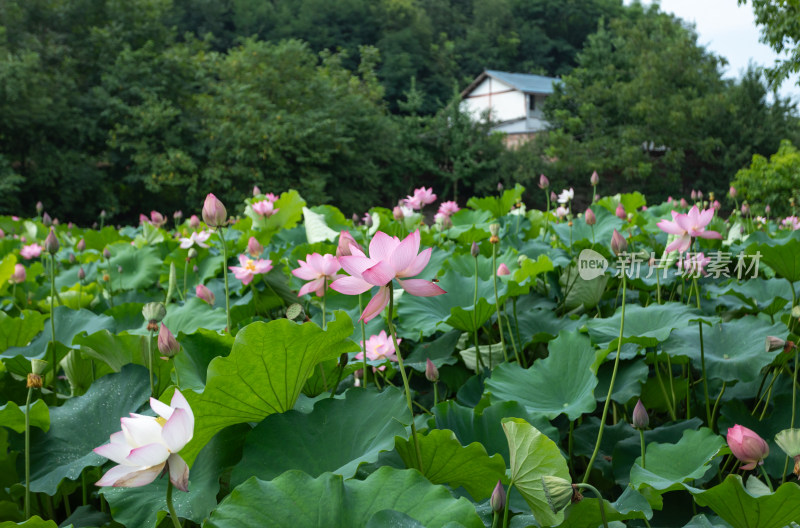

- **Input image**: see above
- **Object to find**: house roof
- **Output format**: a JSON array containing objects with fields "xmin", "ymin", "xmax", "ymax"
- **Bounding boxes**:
[{"xmin": 461, "ymin": 70, "xmax": 559, "ymax": 97}]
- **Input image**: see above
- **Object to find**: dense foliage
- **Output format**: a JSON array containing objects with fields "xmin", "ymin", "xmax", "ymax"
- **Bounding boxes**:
[{"xmin": 2, "ymin": 183, "xmax": 800, "ymax": 527}]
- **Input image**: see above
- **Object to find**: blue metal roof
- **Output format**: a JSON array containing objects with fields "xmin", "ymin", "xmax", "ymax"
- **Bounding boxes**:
[{"xmin": 484, "ymin": 70, "xmax": 558, "ymax": 94}]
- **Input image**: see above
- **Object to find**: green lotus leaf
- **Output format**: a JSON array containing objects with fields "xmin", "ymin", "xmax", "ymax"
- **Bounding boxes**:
[
  {"xmin": 691, "ymin": 475, "xmax": 800, "ymax": 528},
  {"xmin": 230, "ymin": 388, "xmax": 408, "ymax": 486},
  {"xmin": 587, "ymin": 302, "xmax": 702, "ymax": 349},
  {"xmin": 0, "ymin": 400, "xmax": 49, "ymax": 433},
  {"xmin": 107, "ymin": 243, "xmax": 162, "ymax": 290},
  {"xmin": 205, "ymin": 467, "xmax": 483, "ymax": 528}
]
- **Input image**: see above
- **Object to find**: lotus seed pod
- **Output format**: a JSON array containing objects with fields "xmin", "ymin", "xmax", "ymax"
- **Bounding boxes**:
[
  {"xmin": 541, "ymin": 476, "xmax": 574, "ymax": 514},
  {"xmin": 142, "ymin": 302, "xmax": 167, "ymax": 324}
]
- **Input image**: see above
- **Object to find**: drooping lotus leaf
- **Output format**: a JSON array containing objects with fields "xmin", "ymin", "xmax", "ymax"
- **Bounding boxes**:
[
  {"xmin": 691, "ymin": 475, "xmax": 800, "ymax": 528},
  {"xmin": 431, "ymin": 400, "xmax": 560, "ymax": 462},
  {"xmin": 485, "ymin": 331, "xmax": 597, "ymax": 420},
  {"xmin": 748, "ymin": 236, "xmax": 800, "ymax": 283},
  {"xmin": 230, "ymin": 388, "xmax": 408, "ymax": 486},
  {"xmin": 662, "ymin": 317, "xmax": 788, "ymax": 383},
  {"xmin": 559, "ymin": 486, "xmax": 652, "ymax": 527},
  {"xmin": 180, "ymin": 312, "xmax": 359, "ymax": 465},
  {"xmin": 586, "ymin": 302, "xmax": 703, "ymax": 349},
  {"xmin": 501, "ymin": 418, "xmax": 571, "ymax": 527},
  {"xmin": 0, "ymin": 400, "xmax": 49, "ymax": 433},
  {"xmin": 394, "ymin": 428, "xmax": 506, "ymax": 500},
  {"xmin": 28, "ymin": 365, "xmax": 150, "ymax": 495},
  {"xmin": 0, "ymin": 515, "xmax": 59, "ymax": 528},
  {"xmin": 205, "ymin": 467, "xmax": 484, "ymax": 528},
  {"xmin": 629, "ymin": 428, "xmax": 725, "ymax": 492},
  {"xmin": 0, "ymin": 310, "xmax": 46, "ymax": 351},
  {"xmin": 467, "ymin": 184, "xmax": 525, "ymax": 219},
  {"xmin": 107, "ymin": 243, "xmax": 162, "ymax": 290}
]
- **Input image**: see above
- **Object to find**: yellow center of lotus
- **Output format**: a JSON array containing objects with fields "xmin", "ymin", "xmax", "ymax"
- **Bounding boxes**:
[
  {"xmin": 155, "ymin": 416, "xmax": 167, "ymax": 427},
  {"xmin": 244, "ymin": 259, "xmax": 256, "ymax": 271}
]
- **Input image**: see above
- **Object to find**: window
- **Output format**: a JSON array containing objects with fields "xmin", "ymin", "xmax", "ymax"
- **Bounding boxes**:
[{"xmin": 528, "ymin": 94, "xmax": 536, "ymax": 112}]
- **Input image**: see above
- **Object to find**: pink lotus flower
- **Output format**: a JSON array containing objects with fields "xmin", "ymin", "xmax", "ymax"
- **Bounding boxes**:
[
  {"xmin": 727, "ymin": 424, "xmax": 769, "ymax": 470},
  {"xmin": 265, "ymin": 193, "xmax": 278, "ymax": 202},
  {"xmin": 20, "ymin": 243, "xmax": 44, "ymax": 259},
  {"xmin": 497, "ymin": 263, "xmax": 511, "ymax": 276},
  {"xmin": 94, "ymin": 390, "xmax": 194, "ymax": 491},
  {"xmin": 680, "ymin": 198, "xmax": 688, "ymax": 208},
  {"xmin": 354, "ymin": 331, "xmax": 400, "ymax": 379},
  {"xmin": 677, "ymin": 252, "xmax": 712, "ymax": 277},
  {"xmin": 437, "ymin": 201, "xmax": 460, "ymax": 217},
  {"xmin": 337, "ymin": 231, "xmax": 362, "ymax": 258},
  {"xmin": 555, "ymin": 206, "xmax": 569, "ymax": 219},
  {"xmin": 330, "ymin": 230, "xmax": 446, "ymax": 322},
  {"xmin": 179, "ymin": 230, "xmax": 211, "ymax": 249},
  {"xmin": 229, "ymin": 254, "xmax": 273, "ymax": 285},
  {"xmin": 782, "ymin": 216, "xmax": 800, "ymax": 230},
  {"xmin": 656, "ymin": 205, "xmax": 722, "ymax": 254},
  {"xmin": 9, "ymin": 264, "xmax": 25, "ymax": 284},
  {"xmin": 253, "ymin": 199, "xmax": 279, "ymax": 217},
  {"xmin": 196, "ymin": 284, "xmax": 215, "ymax": 305},
  {"xmin": 403, "ymin": 187, "xmax": 437, "ymax": 210},
  {"xmin": 247, "ymin": 236, "xmax": 264, "ymax": 258},
  {"xmin": 291, "ymin": 253, "xmax": 343, "ymax": 297},
  {"xmin": 139, "ymin": 211, "xmax": 167, "ymax": 228}
]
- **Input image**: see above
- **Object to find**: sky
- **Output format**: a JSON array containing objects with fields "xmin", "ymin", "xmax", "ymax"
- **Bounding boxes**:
[{"xmin": 624, "ymin": 0, "xmax": 800, "ymax": 101}]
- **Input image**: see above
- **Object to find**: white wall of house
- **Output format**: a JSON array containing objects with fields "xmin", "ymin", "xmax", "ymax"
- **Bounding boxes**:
[{"xmin": 461, "ymin": 77, "xmax": 527, "ymax": 123}]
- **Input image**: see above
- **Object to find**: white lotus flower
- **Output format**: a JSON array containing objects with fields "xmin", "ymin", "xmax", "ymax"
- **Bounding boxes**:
[
  {"xmin": 557, "ymin": 188, "xmax": 574, "ymax": 204},
  {"xmin": 94, "ymin": 390, "xmax": 194, "ymax": 491}
]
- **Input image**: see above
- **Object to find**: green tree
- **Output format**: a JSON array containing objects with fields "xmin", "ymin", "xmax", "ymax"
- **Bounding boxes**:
[
  {"xmin": 732, "ymin": 139, "xmax": 800, "ymax": 216},
  {"xmin": 739, "ymin": 0, "xmax": 800, "ymax": 86}
]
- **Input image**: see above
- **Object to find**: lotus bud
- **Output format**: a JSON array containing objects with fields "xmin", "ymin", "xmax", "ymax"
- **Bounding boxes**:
[
  {"xmin": 632, "ymin": 399, "xmax": 649, "ymax": 429},
  {"xmin": 100, "ymin": 209, "xmax": 106, "ymax": 219},
  {"xmin": 497, "ymin": 263, "xmax": 511, "ymax": 276},
  {"xmin": 337, "ymin": 231, "xmax": 361, "ymax": 257},
  {"xmin": 585, "ymin": 207, "xmax": 596, "ymax": 226},
  {"xmin": 590, "ymin": 170, "xmax": 599, "ymax": 186},
  {"xmin": 766, "ymin": 336, "xmax": 786, "ymax": 353},
  {"xmin": 691, "ymin": 190, "xmax": 697, "ymax": 201},
  {"xmin": 712, "ymin": 200, "xmax": 721, "ymax": 211},
  {"xmin": 192, "ymin": 264, "xmax": 199, "ymax": 273},
  {"xmin": 202, "ymin": 193, "xmax": 227, "ymax": 227},
  {"xmin": 117, "ymin": 265, "xmax": 123, "ymax": 275},
  {"xmin": 729, "ymin": 186, "xmax": 737, "ymax": 198},
  {"xmin": 158, "ymin": 323, "xmax": 180, "ymax": 358},
  {"xmin": 103, "ymin": 247, "xmax": 111, "ymax": 259},
  {"xmin": 187, "ymin": 248, "xmax": 198, "ymax": 261},
  {"xmin": 698, "ymin": 190, "xmax": 704, "ymax": 201},
  {"xmin": 44, "ymin": 229, "xmax": 59, "ymax": 254},
  {"xmin": 727, "ymin": 424, "xmax": 769, "ymax": 470},
  {"xmin": 247, "ymin": 236, "xmax": 264, "ymax": 258},
  {"xmin": 538, "ymin": 174, "xmax": 550, "ymax": 189},
  {"xmin": 363, "ymin": 213, "xmax": 373, "ymax": 228},
  {"xmin": 490, "ymin": 480, "xmax": 506, "ymax": 513},
  {"xmin": 497, "ymin": 181, "xmax": 504, "ymax": 192},
  {"xmin": 69, "ymin": 253, "xmax": 76, "ymax": 264},
  {"xmin": 253, "ymin": 185, "xmax": 261, "ymax": 196},
  {"xmin": 550, "ymin": 191, "xmax": 557, "ymax": 202},
  {"xmin": 518, "ymin": 254, "xmax": 529, "ymax": 267},
  {"xmin": 196, "ymin": 284, "xmax": 215, "ymax": 306},
  {"xmin": 425, "ymin": 358, "xmax": 439, "ymax": 382},
  {"xmin": 142, "ymin": 302, "xmax": 167, "ymax": 332},
  {"xmin": 189, "ymin": 215, "xmax": 200, "ymax": 229},
  {"xmin": 679, "ymin": 198, "xmax": 688, "ymax": 208},
  {"xmin": 393, "ymin": 206, "xmax": 404, "ymax": 221},
  {"xmin": 76, "ymin": 238, "xmax": 85, "ymax": 252},
  {"xmin": 0, "ymin": 228, "xmax": 3, "ymax": 239},
  {"xmin": 765, "ymin": 205, "xmax": 771, "ymax": 214},
  {"xmin": 78, "ymin": 267, "xmax": 85, "ymax": 281},
  {"xmin": 352, "ymin": 213, "xmax": 360, "ymax": 224},
  {"xmin": 36, "ymin": 201, "xmax": 43, "ymax": 214},
  {"xmin": 741, "ymin": 202, "xmax": 750, "ymax": 215},
  {"xmin": 470, "ymin": 241, "xmax": 479, "ymax": 258},
  {"xmin": 541, "ymin": 476, "xmax": 574, "ymax": 514},
  {"xmin": 611, "ymin": 229, "xmax": 627, "ymax": 256},
  {"xmin": 615, "ymin": 203, "xmax": 626, "ymax": 220},
  {"xmin": 9, "ymin": 264, "xmax": 26, "ymax": 284},
  {"xmin": 173, "ymin": 210, "xmax": 183, "ymax": 221},
  {"xmin": 338, "ymin": 352, "xmax": 349, "ymax": 369}
]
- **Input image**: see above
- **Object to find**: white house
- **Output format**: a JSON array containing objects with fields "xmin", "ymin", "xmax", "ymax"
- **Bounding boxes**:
[{"xmin": 461, "ymin": 70, "xmax": 559, "ymax": 147}]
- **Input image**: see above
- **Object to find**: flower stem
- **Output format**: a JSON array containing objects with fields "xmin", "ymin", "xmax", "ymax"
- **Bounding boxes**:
[
  {"xmin": 49, "ymin": 255, "xmax": 57, "ymax": 388},
  {"xmin": 217, "ymin": 227, "xmax": 232, "ymax": 334},
  {"xmin": 782, "ymin": 346, "xmax": 798, "ymax": 484},
  {"xmin": 321, "ymin": 279, "xmax": 327, "ymax": 331},
  {"xmin": 148, "ymin": 330, "xmax": 155, "ymax": 397},
  {"xmin": 502, "ymin": 482, "xmax": 513, "ymax": 528},
  {"xmin": 358, "ymin": 294, "xmax": 369, "ymax": 389},
  {"xmin": 473, "ymin": 254, "xmax": 485, "ymax": 373},
  {"xmin": 25, "ymin": 386, "xmax": 33, "ymax": 519},
  {"xmin": 165, "ymin": 480, "xmax": 182, "ymax": 528},
  {"xmin": 639, "ymin": 429, "xmax": 646, "ymax": 469},
  {"xmin": 182, "ymin": 259, "xmax": 189, "ymax": 301},
  {"xmin": 433, "ymin": 382, "xmax": 439, "ymax": 407},
  {"xmin": 759, "ymin": 464, "xmax": 774, "ymax": 493},
  {"xmin": 583, "ymin": 273, "xmax": 626, "ymax": 483},
  {"xmin": 575, "ymin": 483, "xmax": 608, "ymax": 528},
  {"xmin": 492, "ymin": 245, "xmax": 508, "ymax": 363},
  {"xmin": 387, "ymin": 282, "xmax": 424, "ymax": 472},
  {"xmin": 693, "ymin": 277, "xmax": 712, "ymax": 427}
]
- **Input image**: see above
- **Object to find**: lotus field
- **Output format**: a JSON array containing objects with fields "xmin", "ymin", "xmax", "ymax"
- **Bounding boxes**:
[{"xmin": 3, "ymin": 181, "xmax": 800, "ymax": 528}]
